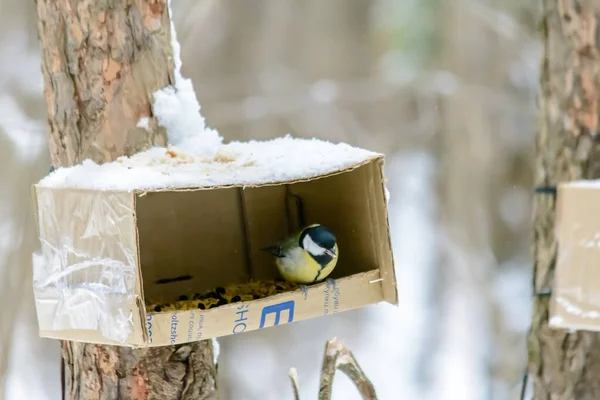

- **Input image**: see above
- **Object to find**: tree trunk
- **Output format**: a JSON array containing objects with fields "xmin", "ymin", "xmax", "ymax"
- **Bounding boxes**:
[
  {"xmin": 34, "ymin": 1, "xmax": 218, "ymax": 399},
  {"xmin": 531, "ymin": 1, "xmax": 600, "ymax": 399},
  {"xmin": 36, "ymin": 0, "xmax": 171, "ymax": 168}
]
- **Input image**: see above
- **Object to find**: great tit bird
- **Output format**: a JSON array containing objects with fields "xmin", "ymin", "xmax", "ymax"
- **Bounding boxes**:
[{"xmin": 264, "ymin": 224, "xmax": 338, "ymax": 297}]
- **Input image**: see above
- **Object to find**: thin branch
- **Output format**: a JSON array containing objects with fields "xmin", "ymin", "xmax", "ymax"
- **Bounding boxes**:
[
  {"xmin": 336, "ymin": 348, "xmax": 377, "ymax": 400},
  {"xmin": 316, "ymin": 337, "xmax": 377, "ymax": 400},
  {"xmin": 318, "ymin": 338, "xmax": 344, "ymax": 400},
  {"xmin": 288, "ymin": 367, "xmax": 300, "ymax": 400}
]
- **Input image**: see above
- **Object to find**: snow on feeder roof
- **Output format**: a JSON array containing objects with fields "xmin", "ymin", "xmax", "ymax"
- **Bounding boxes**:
[{"xmin": 40, "ymin": 136, "xmax": 381, "ymax": 191}]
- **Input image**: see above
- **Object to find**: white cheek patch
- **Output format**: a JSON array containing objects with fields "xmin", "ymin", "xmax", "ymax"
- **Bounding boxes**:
[{"xmin": 303, "ymin": 234, "xmax": 326, "ymax": 256}]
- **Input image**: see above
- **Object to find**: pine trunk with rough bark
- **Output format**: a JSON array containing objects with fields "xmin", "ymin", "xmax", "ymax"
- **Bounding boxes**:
[
  {"xmin": 530, "ymin": 1, "xmax": 600, "ymax": 399},
  {"xmin": 34, "ymin": 1, "xmax": 218, "ymax": 398}
]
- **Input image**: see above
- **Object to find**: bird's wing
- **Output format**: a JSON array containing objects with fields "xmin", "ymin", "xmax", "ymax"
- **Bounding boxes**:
[{"xmin": 282, "ymin": 233, "xmax": 301, "ymax": 251}]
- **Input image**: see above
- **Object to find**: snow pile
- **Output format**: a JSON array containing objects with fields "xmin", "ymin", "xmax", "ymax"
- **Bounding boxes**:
[
  {"xmin": 38, "ymin": 136, "xmax": 380, "ymax": 191},
  {"xmin": 149, "ymin": 0, "xmax": 223, "ymax": 158},
  {"xmin": 136, "ymin": 117, "xmax": 150, "ymax": 130}
]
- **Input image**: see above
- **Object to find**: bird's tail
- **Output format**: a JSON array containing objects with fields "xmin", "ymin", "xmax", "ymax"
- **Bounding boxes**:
[{"xmin": 262, "ymin": 245, "xmax": 283, "ymax": 258}]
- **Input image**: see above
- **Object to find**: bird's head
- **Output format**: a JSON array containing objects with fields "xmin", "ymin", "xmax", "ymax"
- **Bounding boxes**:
[{"xmin": 299, "ymin": 224, "xmax": 337, "ymax": 266}]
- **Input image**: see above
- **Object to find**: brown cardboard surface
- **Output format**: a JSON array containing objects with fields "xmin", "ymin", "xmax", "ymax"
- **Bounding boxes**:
[
  {"xmin": 135, "ymin": 188, "xmax": 250, "ymax": 303},
  {"xmin": 137, "ymin": 269, "xmax": 382, "ymax": 347},
  {"xmin": 288, "ymin": 163, "xmax": 379, "ymax": 279},
  {"xmin": 136, "ymin": 159, "xmax": 392, "ymax": 303},
  {"xmin": 32, "ymin": 156, "xmax": 397, "ymax": 346},
  {"xmin": 241, "ymin": 185, "xmax": 289, "ymax": 281},
  {"xmin": 550, "ymin": 183, "xmax": 600, "ymax": 331}
]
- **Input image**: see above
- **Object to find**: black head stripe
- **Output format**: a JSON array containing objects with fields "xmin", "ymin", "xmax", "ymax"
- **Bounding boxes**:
[
  {"xmin": 311, "ymin": 252, "xmax": 333, "ymax": 267},
  {"xmin": 313, "ymin": 264, "xmax": 327, "ymax": 283},
  {"xmin": 300, "ymin": 225, "xmax": 337, "ymax": 267},
  {"xmin": 299, "ymin": 225, "xmax": 336, "ymax": 250}
]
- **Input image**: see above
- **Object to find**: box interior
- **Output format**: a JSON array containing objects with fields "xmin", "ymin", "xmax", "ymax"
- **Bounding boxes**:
[{"xmin": 135, "ymin": 161, "xmax": 386, "ymax": 305}]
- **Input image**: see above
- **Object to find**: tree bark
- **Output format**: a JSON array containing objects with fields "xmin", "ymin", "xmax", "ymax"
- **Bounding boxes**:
[
  {"xmin": 34, "ymin": 1, "xmax": 218, "ymax": 399},
  {"xmin": 36, "ymin": 0, "xmax": 170, "ymax": 168},
  {"xmin": 531, "ymin": 1, "xmax": 600, "ymax": 399}
]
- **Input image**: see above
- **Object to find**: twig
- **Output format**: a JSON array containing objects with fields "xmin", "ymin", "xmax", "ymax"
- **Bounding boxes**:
[
  {"xmin": 318, "ymin": 338, "xmax": 345, "ymax": 400},
  {"xmin": 336, "ymin": 348, "xmax": 377, "ymax": 400},
  {"xmin": 289, "ymin": 338, "xmax": 376, "ymax": 400},
  {"xmin": 288, "ymin": 367, "xmax": 300, "ymax": 400},
  {"xmin": 317, "ymin": 337, "xmax": 377, "ymax": 400},
  {"xmin": 519, "ymin": 369, "xmax": 529, "ymax": 400}
]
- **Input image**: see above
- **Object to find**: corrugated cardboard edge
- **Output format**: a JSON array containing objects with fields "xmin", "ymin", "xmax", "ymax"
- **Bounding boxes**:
[
  {"xmin": 373, "ymin": 158, "xmax": 398, "ymax": 305},
  {"xmin": 32, "ymin": 184, "xmax": 132, "ymax": 194},
  {"xmin": 132, "ymin": 191, "xmax": 149, "ymax": 344}
]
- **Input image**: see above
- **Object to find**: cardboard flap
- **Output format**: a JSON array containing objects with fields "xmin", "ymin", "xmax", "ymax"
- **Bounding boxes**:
[
  {"xmin": 551, "ymin": 183, "xmax": 600, "ymax": 329},
  {"xmin": 370, "ymin": 159, "xmax": 397, "ymax": 304}
]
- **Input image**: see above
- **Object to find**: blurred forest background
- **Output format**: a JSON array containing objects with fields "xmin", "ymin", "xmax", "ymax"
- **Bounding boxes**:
[{"xmin": 0, "ymin": 1, "xmax": 539, "ymax": 399}]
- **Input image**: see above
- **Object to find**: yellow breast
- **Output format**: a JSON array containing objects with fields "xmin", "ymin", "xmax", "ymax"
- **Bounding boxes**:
[{"xmin": 276, "ymin": 246, "xmax": 338, "ymax": 284}]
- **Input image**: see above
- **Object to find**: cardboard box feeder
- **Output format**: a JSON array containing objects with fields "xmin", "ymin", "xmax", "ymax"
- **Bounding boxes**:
[
  {"xmin": 32, "ymin": 154, "xmax": 397, "ymax": 347},
  {"xmin": 550, "ymin": 181, "xmax": 600, "ymax": 331}
]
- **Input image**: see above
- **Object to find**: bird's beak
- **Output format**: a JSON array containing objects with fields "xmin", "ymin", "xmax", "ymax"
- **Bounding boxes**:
[{"xmin": 325, "ymin": 248, "xmax": 336, "ymax": 257}]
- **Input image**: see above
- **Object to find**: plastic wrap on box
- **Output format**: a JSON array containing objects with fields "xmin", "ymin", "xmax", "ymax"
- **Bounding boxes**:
[{"xmin": 32, "ymin": 187, "xmax": 138, "ymax": 343}]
